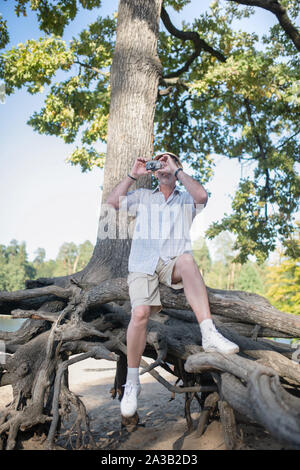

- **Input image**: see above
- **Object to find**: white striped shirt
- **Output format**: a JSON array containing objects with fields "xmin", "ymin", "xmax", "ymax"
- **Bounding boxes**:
[{"xmin": 119, "ymin": 184, "xmax": 204, "ymax": 275}]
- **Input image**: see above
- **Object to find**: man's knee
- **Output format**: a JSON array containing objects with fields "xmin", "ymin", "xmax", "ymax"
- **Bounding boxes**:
[
  {"xmin": 131, "ymin": 305, "xmax": 151, "ymax": 326},
  {"xmin": 176, "ymin": 253, "xmax": 197, "ymax": 274}
]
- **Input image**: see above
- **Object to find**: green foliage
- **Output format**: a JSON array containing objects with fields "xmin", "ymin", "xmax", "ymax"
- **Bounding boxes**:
[
  {"xmin": 234, "ymin": 261, "xmax": 265, "ymax": 294},
  {"xmin": 13, "ymin": 0, "xmax": 102, "ymax": 35},
  {"xmin": 34, "ymin": 259, "xmax": 56, "ymax": 278},
  {"xmin": 66, "ymin": 146, "xmax": 105, "ymax": 171},
  {"xmin": 0, "ymin": 240, "xmax": 94, "ymax": 290},
  {"xmin": 0, "ymin": 240, "xmax": 36, "ymax": 291},
  {"xmin": 27, "ymin": 75, "xmax": 106, "ymax": 143},
  {"xmin": 206, "ymin": 170, "xmax": 300, "ymax": 264},
  {"xmin": 155, "ymin": 1, "xmax": 300, "ymax": 263},
  {"xmin": 265, "ymin": 225, "xmax": 300, "ymax": 315},
  {"xmin": 32, "ymin": 247, "xmax": 56, "ymax": 278},
  {"xmin": 192, "ymin": 236, "xmax": 212, "ymax": 277},
  {"xmin": 33, "ymin": 247, "xmax": 46, "ymax": 265},
  {"xmin": 52, "ymin": 240, "xmax": 93, "ymax": 275},
  {"xmin": 32, "ymin": 240, "xmax": 94, "ymax": 278},
  {"xmin": 1, "ymin": 0, "xmax": 299, "ymax": 262},
  {"xmin": 213, "ymin": 231, "xmax": 237, "ymax": 265},
  {"xmin": 192, "ymin": 232, "xmax": 267, "ymax": 295},
  {"xmin": 204, "ymin": 260, "xmax": 228, "ymax": 289},
  {"xmin": 0, "ymin": 15, "xmax": 115, "ymax": 152},
  {"xmin": 163, "ymin": 0, "xmax": 191, "ymax": 12},
  {"xmin": 0, "ymin": 36, "xmax": 74, "ymax": 94},
  {"xmin": 0, "ymin": 14, "xmax": 9, "ymax": 50}
]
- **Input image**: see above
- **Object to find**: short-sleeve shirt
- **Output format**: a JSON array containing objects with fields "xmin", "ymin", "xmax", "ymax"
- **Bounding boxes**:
[{"xmin": 119, "ymin": 184, "xmax": 205, "ymax": 275}]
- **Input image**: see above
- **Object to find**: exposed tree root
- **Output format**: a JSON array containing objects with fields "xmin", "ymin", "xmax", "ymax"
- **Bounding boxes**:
[
  {"xmin": 218, "ymin": 399, "xmax": 237, "ymax": 450},
  {"xmin": 196, "ymin": 392, "xmax": 219, "ymax": 437},
  {"xmin": 0, "ymin": 275, "xmax": 299, "ymax": 449}
]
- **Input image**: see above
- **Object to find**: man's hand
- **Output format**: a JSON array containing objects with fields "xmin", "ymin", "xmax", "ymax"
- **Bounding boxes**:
[
  {"xmin": 155, "ymin": 154, "xmax": 178, "ymax": 175},
  {"xmin": 131, "ymin": 158, "xmax": 152, "ymax": 178}
]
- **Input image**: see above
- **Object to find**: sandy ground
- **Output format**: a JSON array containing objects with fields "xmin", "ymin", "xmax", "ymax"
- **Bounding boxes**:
[{"xmin": 0, "ymin": 357, "xmax": 291, "ymax": 450}]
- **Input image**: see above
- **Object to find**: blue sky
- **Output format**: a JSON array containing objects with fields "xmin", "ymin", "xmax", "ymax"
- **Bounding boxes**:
[{"xmin": 0, "ymin": 1, "xmax": 281, "ymax": 262}]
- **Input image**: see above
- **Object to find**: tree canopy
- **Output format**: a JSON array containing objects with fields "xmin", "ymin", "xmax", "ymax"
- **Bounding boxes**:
[{"xmin": 1, "ymin": 0, "xmax": 299, "ymax": 263}]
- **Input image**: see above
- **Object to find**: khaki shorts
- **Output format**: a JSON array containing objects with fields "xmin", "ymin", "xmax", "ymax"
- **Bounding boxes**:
[{"xmin": 127, "ymin": 256, "xmax": 184, "ymax": 314}]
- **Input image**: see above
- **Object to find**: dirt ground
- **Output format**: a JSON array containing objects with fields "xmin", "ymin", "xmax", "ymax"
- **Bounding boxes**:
[{"xmin": 0, "ymin": 357, "xmax": 292, "ymax": 450}]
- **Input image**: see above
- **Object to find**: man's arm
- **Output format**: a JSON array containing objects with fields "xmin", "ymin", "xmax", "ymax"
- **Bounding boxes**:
[
  {"xmin": 163, "ymin": 154, "xmax": 208, "ymax": 206},
  {"xmin": 176, "ymin": 170, "xmax": 208, "ymax": 206},
  {"xmin": 105, "ymin": 175, "xmax": 136, "ymax": 209},
  {"xmin": 105, "ymin": 157, "xmax": 151, "ymax": 209}
]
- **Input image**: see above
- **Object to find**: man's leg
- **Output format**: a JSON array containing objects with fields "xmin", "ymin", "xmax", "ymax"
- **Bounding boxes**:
[
  {"xmin": 121, "ymin": 304, "xmax": 151, "ymax": 418},
  {"xmin": 171, "ymin": 253, "xmax": 239, "ymax": 354},
  {"xmin": 127, "ymin": 305, "xmax": 151, "ymax": 367},
  {"xmin": 171, "ymin": 253, "xmax": 211, "ymax": 324}
]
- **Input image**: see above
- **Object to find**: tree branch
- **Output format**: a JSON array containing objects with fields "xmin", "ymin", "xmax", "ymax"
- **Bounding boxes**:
[
  {"xmin": 160, "ymin": 7, "xmax": 226, "ymax": 79},
  {"xmin": 74, "ymin": 60, "xmax": 105, "ymax": 76},
  {"xmin": 244, "ymin": 97, "xmax": 270, "ymax": 218},
  {"xmin": 275, "ymin": 128, "xmax": 300, "ymax": 150},
  {"xmin": 225, "ymin": 0, "xmax": 300, "ymax": 52}
]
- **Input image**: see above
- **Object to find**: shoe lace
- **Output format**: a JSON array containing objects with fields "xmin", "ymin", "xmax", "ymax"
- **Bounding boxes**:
[
  {"xmin": 206, "ymin": 326, "xmax": 232, "ymax": 344},
  {"xmin": 122, "ymin": 382, "xmax": 136, "ymax": 398}
]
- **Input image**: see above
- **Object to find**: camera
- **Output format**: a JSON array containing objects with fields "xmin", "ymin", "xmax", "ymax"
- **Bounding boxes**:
[{"xmin": 145, "ymin": 160, "xmax": 163, "ymax": 171}]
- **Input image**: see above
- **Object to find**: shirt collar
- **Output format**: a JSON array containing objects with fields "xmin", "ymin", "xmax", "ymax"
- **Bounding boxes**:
[{"xmin": 152, "ymin": 184, "xmax": 180, "ymax": 194}]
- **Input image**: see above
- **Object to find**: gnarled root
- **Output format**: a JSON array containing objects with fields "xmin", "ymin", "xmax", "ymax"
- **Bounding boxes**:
[
  {"xmin": 185, "ymin": 352, "xmax": 300, "ymax": 448},
  {"xmin": 1, "ymin": 274, "xmax": 300, "ymax": 449}
]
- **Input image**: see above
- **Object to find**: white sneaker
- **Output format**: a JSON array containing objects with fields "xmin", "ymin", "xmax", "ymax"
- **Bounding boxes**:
[
  {"xmin": 201, "ymin": 322, "xmax": 239, "ymax": 354},
  {"xmin": 120, "ymin": 380, "xmax": 141, "ymax": 418}
]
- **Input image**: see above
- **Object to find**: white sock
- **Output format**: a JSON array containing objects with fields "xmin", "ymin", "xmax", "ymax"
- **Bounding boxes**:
[
  {"xmin": 199, "ymin": 318, "xmax": 215, "ymax": 335},
  {"xmin": 126, "ymin": 367, "xmax": 140, "ymax": 385}
]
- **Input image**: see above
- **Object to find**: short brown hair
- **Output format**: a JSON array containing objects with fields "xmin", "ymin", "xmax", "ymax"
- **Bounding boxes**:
[{"xmin": 153, "ymin": 152, "xmax": 183, "ymax": 169}]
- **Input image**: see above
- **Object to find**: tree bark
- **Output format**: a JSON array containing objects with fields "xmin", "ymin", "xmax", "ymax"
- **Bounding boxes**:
[{"xmin": 79, "ymin": 0, "xmax": 163, "ymax": 284}]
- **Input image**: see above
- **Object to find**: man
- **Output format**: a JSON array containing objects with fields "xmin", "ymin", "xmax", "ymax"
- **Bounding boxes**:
[{"xmin": 106, "ymin": 152, "xmax": 239, "ymax": 418}]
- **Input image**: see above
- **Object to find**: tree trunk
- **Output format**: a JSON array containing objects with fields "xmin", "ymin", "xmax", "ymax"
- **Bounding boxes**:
[{"xmin": 79, "ymin": 0, "xmax": 162, "ymax": 284}]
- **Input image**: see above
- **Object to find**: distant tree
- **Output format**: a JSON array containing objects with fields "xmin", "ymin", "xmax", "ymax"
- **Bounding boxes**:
[
  {"xmin": 192, "ymin": 236, "xmax": 212, "ymax": 278},
  {"xmin": 234, "ymin": 261, "xmax": 265, "ymax": 294},
  {"xmin": 53, "ymin": 240, "xmax": 94, "ymax": 276},
  {"xmin": 34, "ymin": 259, "xmax": 56, "ymax": 279},
  {"xmin": 76, "ymin": 240, "xmax": 94, "ymax": 271},
  {"xmin": 212, "ymin": 231, "xmax": 241, "ymax": 289},
  {"xmin": 0, "ymin": 240, "xmax": 36, "ymax": 291},
  {"xmin": 265, "ymin": 227, "xmax": 300, "ymax": 314},
  {"xmin": 54, "ymin": 242, "xmax": 78, "ymax": 276},
  {"xmin": 33, "ymin": 247, "xmax": 46, "ymax": 265},
  {"xmin": 214, "ymin": 231, "xmax": 237, "ymax": 265},
  {"xmin": 203, "ymin": 232, "xmax": 267, "ymax": 292},
  {"xmin": 205, "ymin": 260, "xmax": 228, "ymax": 289}
]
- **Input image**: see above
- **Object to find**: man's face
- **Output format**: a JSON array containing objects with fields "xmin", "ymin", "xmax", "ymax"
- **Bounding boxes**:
[{"xmin": 154, "ymin": 154, "xmax": 177, "ymax": 184}]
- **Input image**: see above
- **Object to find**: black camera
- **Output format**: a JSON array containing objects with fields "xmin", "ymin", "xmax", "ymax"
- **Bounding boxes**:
[{"xmin": 145, "ymin": 160, "xmax": 163, "ymax": 171}]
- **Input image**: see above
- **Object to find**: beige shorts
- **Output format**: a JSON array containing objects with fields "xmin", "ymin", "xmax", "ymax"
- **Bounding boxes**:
[{"xmin": 127, "ymin": 256, "xmax": 184, "ymax": 314}]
